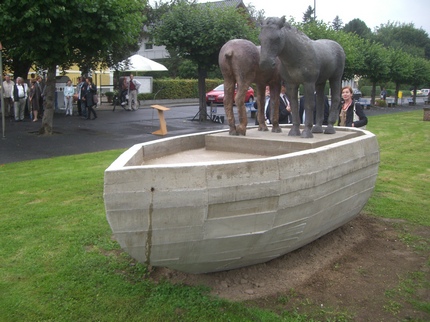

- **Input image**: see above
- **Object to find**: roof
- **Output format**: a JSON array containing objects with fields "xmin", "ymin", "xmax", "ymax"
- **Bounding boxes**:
[{"xmin": 204, "ymin": 0, "xmax": 247, "ymax": 11}]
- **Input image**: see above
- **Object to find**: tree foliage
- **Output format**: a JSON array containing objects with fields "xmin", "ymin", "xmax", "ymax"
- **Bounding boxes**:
[
  {"xmin": 0, "ymin": 0, "xmax": 146, "ymax": 75},
  {"xmin": 343, "ymin": 18, "xmax": 372, "ymax": 39},
  {"xmin": 332, "ymin": 15, "xmax": 343, "ymax": 31},
  {"xmin": 0, "ymin": 0, "xmax": 146, "ymax": 134},
  {"xmin": 361, "ymin": 41, "xmax": 391, "ymax": 103},
  {"xmin": 374, "ymin": 22, "xmax": 430, "ymax": 59},
  {"xmin": 302, "ymin": 5, "xmax": 315, "ymax": 24}
]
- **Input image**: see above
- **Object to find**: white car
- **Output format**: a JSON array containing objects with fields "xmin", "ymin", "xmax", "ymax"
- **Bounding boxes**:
[{"xmin": 420, "ymin": 89, "xmax": 430, "ymax": 97}]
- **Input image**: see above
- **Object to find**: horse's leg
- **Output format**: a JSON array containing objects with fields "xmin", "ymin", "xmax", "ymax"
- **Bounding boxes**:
[
  {"xmin": 312, "ymin": 83, "xmax": 325, "ymax": 133},
  {"xmin": 270, "ymin": 82, "xmax": 282, "ymax": 133},
  {"xmin": 256, "ymin": 83, "xmax": 268, "ymax": 132},
  {"xmin": 325, "ymin": 78, "xmax": 341, "ymax": 134},
  {"xmin": 224, "ymin": 80, "xmax": 237, "ymax": 135},
  {"xmin": 287, "ymin": 84, "xmax": 301, "ymax": 137},
  {"xmin": 235, "ymin": 82, "xmax": 248, "ymax": 136},
  {"xmin": 301, "ymin": 83, "xmax": 315, "ymax": 138}
]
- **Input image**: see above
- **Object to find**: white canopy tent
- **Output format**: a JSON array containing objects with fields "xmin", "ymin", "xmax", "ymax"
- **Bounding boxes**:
[{"xmin": 123, "ymin": 54, "xmax": 168, "ymax": 72}]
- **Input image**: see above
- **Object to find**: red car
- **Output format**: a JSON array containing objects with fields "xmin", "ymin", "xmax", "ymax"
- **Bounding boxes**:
[{"xmin": 206, "ymin": 84, "xmax": 254, "ymax": 106}]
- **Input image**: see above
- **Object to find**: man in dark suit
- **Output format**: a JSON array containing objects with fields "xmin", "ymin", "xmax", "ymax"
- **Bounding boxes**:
[
  {"xmin": 299, "ymin": 93, "xmax": 330, "ymax": 125},
  {"xmin": 266, "ymin": 84, "xmax": 291, "ymax": 124}
]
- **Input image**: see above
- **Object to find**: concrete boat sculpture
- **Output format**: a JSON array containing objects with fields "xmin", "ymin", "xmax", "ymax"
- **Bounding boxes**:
[{"xmin": 104, "ymin": 126, "xmax": 379, "ymax": 274}]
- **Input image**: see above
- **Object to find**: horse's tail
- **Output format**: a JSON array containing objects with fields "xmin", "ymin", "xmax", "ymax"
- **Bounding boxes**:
[
  {"xmin": 224, "ymin": 49, "xmax": 234, "ymax": 60},
  {"xmin": 223, "ymin": 49, "xmax": 235, "ymax": 71}
]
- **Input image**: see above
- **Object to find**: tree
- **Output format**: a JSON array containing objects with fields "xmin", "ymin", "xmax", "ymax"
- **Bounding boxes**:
[
  {"xmin": 343, "ymin": 18, "xmax": 372, "ymax": 39},
  {"xmin": 332, "ymin": 15, "xmax": 343, "ymax": 31},
  {"xmin": 302, "ymin": 5, "xmax": 315, "ymax": 24},
  {"xmin": 406, "ymin": 57, "xmax": 430, "ymax": 104},
  {"xmin": 386, "ymin": 49, "xmax": 414, "ymax": 104},
  {"xmin": 0, "ymin": 0, "xmax": 145, "ymax": 134},
  {"xmin": 153, "ymin": 1, "xmax": 257, "ymax": 121},
  {"xmin": 374, "ymin": 22, "xmax": 430, "ymax": 59},
  {"xmin": 361, "ymin": 41, "xmax": 390, "ymax": 104}
]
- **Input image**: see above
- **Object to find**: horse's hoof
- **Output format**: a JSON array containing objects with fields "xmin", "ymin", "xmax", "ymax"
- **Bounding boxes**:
[
  {"xmin": 229, "ymin": 130, "xmax": 238, "ymax": 136},
  {"xmin": 301, "ymin": 129, "xmax": 314, "ymax": 138},
  {"xmin": 288, "ymin": 127, "xmax": 301, "ymax": 136},
  {"xmin": 258, "ymin": 125, "xmax": 269, "ymax": 131},
  {"xmin": 312, "ymin": 125, "xmax": 323, "ymax": 133},
  {"xmin": 271, "ymin": 126, "xmax": 282, "ymax": 133},
  {"xmin": 237, "ymin": 125, "xmax": 247, "ymax": 136},
  {"xmin": 324, "ymin": 126, "xmax": 336, "ymax": 134}
]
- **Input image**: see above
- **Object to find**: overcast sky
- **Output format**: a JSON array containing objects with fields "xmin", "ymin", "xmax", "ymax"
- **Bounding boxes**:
[{"xmin": 202, "ymin": 0, "xmax": 430, "ymax": 35}]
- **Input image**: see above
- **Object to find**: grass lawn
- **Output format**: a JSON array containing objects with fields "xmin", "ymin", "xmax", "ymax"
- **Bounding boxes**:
[{"xmin": 0, "ymin": 110, "xmax": 428, "ymax": 321}]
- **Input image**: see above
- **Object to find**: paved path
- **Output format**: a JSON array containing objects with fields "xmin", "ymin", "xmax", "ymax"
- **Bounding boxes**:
[{"xmin": 0, "ymin": 102, "xmax": 425, "ymax": 164}]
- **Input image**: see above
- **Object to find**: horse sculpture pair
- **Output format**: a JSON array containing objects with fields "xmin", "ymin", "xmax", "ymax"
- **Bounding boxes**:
[{"xmin": 221, "ymin": 16, "xmax": 345, "ymax": 138}]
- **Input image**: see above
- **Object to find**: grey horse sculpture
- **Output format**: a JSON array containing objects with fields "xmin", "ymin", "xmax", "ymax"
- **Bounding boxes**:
[
  {"xmin": 259, "ymin": 16, "xmax": 345, "ymax": 138},
  {"xmin": 219, "ymin": 39, "xmax": 282, "ymax": 136}
]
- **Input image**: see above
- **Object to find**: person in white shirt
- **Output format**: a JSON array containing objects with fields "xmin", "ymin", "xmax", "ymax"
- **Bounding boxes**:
[
  {"xmin": 2, "ymin": 75, "xmax": 14, "ymax": 118},
  {"xmin": 11, "ymin": 77, "xmax": 28, "ymax": 121},
  {"xmin": 127, "ymin": 74, "xmax": 141, "ymax": 111},
  {"xmin": 64, "ymin": 80, "xmax": 75, "ymax": 116}
]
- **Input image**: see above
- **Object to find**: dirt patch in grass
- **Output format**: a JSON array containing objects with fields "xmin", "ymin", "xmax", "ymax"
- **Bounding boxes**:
[{"xmin": 149, "ymin": 215, "xmax": 430, "ymax": 321}]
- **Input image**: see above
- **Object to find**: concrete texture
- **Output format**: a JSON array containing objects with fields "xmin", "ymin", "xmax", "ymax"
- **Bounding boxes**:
[{"xmin": 104, "ymin": 126, "xmax": 380, "ymax": 274}]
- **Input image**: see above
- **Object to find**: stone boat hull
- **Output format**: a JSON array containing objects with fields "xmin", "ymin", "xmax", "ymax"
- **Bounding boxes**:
[{"xmin": 104, "ymin": 126, "xmax": 379, "ymax": 274}]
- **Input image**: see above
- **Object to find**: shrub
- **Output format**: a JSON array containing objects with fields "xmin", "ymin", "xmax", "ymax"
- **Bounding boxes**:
[{"xmin": 375, "ymin": 99, "xmax": 387, "ymax": 107}]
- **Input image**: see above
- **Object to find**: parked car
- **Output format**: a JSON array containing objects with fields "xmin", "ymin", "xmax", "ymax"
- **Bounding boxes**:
[
  {"xmin": 352, "ymin": 88, "xmax": 362, "ymax": 101},
  {"xmin": 410, "ymin": 89, "xmax": 423, "ymax": 96},
  {"xmin": 420, "ymin": 89, "xmax": 430, "ymax": 97},
  {"xmin": 206, "ymin": 84, "xmax": 254, "ymax": 106}
]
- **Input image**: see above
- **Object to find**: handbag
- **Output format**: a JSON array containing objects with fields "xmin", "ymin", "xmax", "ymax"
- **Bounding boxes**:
[
  {"xmin": 353, "ymin": 103, "xmax": 366, "ymax": 129},
  {"xmin": 93, "ymin": 94, "xmax": 98, "ymax": 104}
]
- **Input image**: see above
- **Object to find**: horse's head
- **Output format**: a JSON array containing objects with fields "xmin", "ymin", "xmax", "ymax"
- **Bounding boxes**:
[{"xmin": 259, "ymin": 16, "xmax": 286, "ymax": 71}]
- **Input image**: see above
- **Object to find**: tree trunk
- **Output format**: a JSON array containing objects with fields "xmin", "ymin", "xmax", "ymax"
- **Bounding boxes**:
[
  {"xmin": 197, "ymin": 67, "xmax": 208, "ymax": 122},
  {"xmin": 412, "ymin": 86, "xmax": 418, "ymax": 105},
  {"xmin": 39, "ymin": 65, "xmax": 56, "ymax": 135},
  {"xmin": 371, "ymin": 82, "xmax": 376, "ymax": 105},
  {"xmin": 394, "ymin": 83, "xmax": 400, "ymax": 105}
]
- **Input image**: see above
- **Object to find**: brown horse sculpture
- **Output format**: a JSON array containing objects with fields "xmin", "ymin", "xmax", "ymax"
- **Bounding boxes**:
[
  {"xmin": 259, "ymin": 16, "xmax": 345, "ymax": 138},
  {"xmin": 219, "ymin": 39, "xmax": 282, "ymax": 135}
]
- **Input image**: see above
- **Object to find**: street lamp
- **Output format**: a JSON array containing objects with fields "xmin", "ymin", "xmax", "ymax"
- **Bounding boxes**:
[
  {"xmin": 314, "ymin": 0, "xmax": 316, "ymax": 20},
  {"xmin": 0, "ymin": 41, "xmax": 5, "ymax": 138}
]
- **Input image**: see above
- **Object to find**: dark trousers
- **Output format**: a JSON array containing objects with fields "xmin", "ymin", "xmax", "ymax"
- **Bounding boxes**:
[
  {"xmin": 87, "ymin": 105, "xmax": 97, "ymax": 119},
  {"xmin": 3, "ymin": 97, "xmax": 14, "ymax": 117},
  {"xmin": 77, "ymin": 99, "xmax": 82, "ymax": 116}
]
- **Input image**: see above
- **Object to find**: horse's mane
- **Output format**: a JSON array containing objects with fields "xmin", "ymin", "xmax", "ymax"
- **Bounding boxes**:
[
  {"xmin": 283, "ymin": 21, "xmax": 311, "ymax": 42},
  {"xmin": 263, "ymin": 17, "xmax": 311, "ymax": 42}
]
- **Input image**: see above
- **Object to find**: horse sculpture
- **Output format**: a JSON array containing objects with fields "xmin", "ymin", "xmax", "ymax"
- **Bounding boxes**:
[
  {"xmin": 219, "ymin": 39, "xmax": 282, "ymax": 135},
  {"xmin": 259, "ymin": 16, "xmax": 345, "ymax": 138}
]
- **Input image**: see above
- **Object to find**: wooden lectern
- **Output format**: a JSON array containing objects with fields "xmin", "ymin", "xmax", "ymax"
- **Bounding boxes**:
[{"xmin": 150, "ymin": 105, "xmax": 171, "ymax": 135}]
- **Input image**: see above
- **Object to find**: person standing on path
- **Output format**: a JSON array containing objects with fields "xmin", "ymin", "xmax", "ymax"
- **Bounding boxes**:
[
  {"xmin": 29, "ymin": 79, "xmax": 41, "ymax": 122},
  {"xmin": 11, "ymin": 77, "xmax": 28, "ymax": 122},
  {"xmin": 2, "ymin": 75, "xmax": 15, "ymax": 118},
  {"xmin": 82, "ymin": 77, "xmax": 97, "ymax": 120},
  {"xmin": 127, "ymin": 74, "xmax": 141, "ymax": 111},
  {"xmin": 64, "ymin": 80, "xmax": 74, "ymax": 116}
]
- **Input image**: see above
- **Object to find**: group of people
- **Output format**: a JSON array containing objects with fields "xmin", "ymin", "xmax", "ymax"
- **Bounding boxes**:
[
  {"xmin": 75, "ymin": 76, "xmax": 98, "ymax": 120},
  {"xmin": 255, "ymin": 84, "xmax": 367, "ymax": 128},
  {"xmin": 2, "ymin": 75, "xmax": 45, "ymax": 122},
  {"xmin": 1, "ymin": 74, "xmax": 100, "ymax": 122}
]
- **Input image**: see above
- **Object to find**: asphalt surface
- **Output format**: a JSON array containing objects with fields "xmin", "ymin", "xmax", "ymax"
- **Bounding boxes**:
[{"xmin": 0, "ymin": 101, "xmax": 426, "ymax": 164}]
